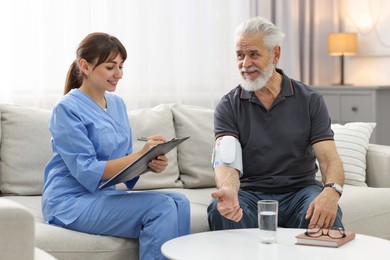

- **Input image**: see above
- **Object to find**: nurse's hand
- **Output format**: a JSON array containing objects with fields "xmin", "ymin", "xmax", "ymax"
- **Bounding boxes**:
[
  {"xmin": 139, "ymin": 135, "xmax": 167, "ymax": 154},
  {"xmin": 140, "ymin": 135, "xmax": 169, "ymax": 173},
  {"xmin": 148, "ymin": 155, "xmax": 168, "ymax": 173}
]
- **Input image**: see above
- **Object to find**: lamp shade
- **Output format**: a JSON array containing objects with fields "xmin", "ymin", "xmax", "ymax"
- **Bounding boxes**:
[{"xmin": 328, "ymin": 33, "xmax": 358, "ymax": 56}]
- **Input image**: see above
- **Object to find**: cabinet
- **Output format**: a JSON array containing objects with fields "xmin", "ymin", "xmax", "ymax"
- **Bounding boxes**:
[{"xmin": 313, "ymin": 86, "xmax": 390, "ymax": 145}]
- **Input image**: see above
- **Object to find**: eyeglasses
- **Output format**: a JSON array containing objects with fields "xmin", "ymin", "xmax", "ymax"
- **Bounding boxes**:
[{"xmin": 305, "ymin": 224, "xmax": 346, "ymax": 239}]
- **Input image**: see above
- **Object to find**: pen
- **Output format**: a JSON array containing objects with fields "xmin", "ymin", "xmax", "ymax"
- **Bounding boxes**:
[{"xmin": 137, "ymin": 137, "xmax": 148, "ymax": 142}]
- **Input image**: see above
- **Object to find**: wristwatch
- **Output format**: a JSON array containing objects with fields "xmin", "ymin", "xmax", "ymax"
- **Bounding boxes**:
[{"xmin": 323, "ymin": 183, "xmax": 343, "ymax": 197}]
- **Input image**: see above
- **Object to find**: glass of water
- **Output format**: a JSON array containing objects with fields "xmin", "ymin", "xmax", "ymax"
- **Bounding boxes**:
[{"xmin": 257, "ymin": 200, "xmax": 278, "ymax": 244}]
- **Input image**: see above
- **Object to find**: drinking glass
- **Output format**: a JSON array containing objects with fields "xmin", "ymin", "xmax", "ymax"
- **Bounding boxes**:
[{"xmin": 257, "ymin": 200, "xmax": 278, "ymax": 243}]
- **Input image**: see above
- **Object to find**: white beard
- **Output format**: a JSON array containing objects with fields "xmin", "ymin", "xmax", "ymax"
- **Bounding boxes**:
[{"xmin": 240, "ymin": 62, "xmax": 275, "ymax": 92}]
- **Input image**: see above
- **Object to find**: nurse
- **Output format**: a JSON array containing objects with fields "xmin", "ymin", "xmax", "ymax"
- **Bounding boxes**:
[{"xmin": 42, "ymin": 32, "xmax": 190, "ymax": 260}]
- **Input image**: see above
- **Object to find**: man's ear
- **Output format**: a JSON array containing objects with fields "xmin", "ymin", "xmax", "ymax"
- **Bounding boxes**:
[
  {"xmin": 79, "ymin": 59, "xmax": 90, "ymax": 76},
  {"xmin": 273, "ymin": 46, "xmax": 281, "ymax": 64}
]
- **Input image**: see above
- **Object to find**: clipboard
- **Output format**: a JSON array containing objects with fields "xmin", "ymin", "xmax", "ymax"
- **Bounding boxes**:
[{"xmin": 99, "ymin": 136, "xmax": 190, "ymax": 189}]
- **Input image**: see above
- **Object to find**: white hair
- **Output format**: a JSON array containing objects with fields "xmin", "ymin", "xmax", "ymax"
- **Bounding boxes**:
[
  {"xmin": 240, "ymin": 63, "xmax": 275, "ymax": 91},
  {"xmin": 235, "ymin": 16, "xmax": 285, "ymax": 51}
]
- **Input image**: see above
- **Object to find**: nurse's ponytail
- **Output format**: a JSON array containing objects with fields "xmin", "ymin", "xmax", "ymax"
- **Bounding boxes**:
[
  {"xmin": 63, "ymin": 32, "xmax": 127, "ymax": 95},
  {"xmin": 64, "ymin": 60, "xmax": 82, "ymax": 95}
]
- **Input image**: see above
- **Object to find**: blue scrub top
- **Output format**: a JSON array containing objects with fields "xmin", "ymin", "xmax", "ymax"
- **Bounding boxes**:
[{"xmin": 42, "ymin": 89, "xmax": 138, "ymax": 225}]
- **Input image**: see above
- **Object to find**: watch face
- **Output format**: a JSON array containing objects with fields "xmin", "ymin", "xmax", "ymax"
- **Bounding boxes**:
[
  {"xmin": 324, "ymin": 183, "xmax": 343, "ymax": 195},
  {"xmin": 334, "ymin": 183, "xmax": 343, "ymax": 193}
]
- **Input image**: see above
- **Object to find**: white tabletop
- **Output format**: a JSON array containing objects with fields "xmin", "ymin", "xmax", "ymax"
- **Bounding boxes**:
[{"xmin": 161, "ymin": 228, "xmax": 390, "ymax": 260}]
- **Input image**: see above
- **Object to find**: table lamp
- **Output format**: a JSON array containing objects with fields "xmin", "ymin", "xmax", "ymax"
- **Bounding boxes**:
[{"xmin": 328, "ymin": 33, "xmax": 358, "ymax": 85}]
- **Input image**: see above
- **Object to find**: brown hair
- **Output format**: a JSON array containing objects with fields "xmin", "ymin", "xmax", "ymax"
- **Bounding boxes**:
[{"xmin": 64, "ymin": 32, "xmax": 127, "ymax": 95}]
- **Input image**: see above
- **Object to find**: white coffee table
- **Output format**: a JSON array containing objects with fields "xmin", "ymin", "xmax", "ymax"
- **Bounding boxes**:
[{"xmin": 162, "ymin": 228, "xmax": 390, "ymax": 260}]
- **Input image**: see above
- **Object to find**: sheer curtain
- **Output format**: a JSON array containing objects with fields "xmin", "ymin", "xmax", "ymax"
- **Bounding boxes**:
[
  {"xmin": 254, "ymin": 0, "xmax": 339, "ymax": 86},
  {"xmin": 0, "ymin": 0, "xmax": 250, "ymax": 110},
  {"xmin": 0, "ymin": 0, "xmax": 339, "ymax": 110}
]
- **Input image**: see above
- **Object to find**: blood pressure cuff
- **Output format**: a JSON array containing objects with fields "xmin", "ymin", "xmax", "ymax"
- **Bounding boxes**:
[{"xmin": 211, "ymin": 136, "xmax": 243, "ymax": 176}]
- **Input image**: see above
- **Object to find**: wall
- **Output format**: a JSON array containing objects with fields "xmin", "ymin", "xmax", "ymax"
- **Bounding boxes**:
[{"xmin": 342, "ymin": 0, "xmax": 390, "ymax": 86}]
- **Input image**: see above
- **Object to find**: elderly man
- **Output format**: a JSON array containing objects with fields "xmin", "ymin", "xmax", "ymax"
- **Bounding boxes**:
[{"xmin": 208, "ymin": 16, "xmax": 344, "ymax": 231}]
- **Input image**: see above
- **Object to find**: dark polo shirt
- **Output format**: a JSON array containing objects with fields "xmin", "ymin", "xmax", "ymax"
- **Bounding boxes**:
[{"xmin": 214, "ymin": 69, "xmax": 333, "ymax": 193}]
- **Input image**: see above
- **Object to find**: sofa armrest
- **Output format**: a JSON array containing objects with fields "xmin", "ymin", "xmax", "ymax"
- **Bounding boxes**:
[
  {"xmin": 0, "ymin": 198, "xmax": 35, "ymax": 260},
  {"xmin": 366, "ymin": 144, "xmax": 390, "ymax": 188}
]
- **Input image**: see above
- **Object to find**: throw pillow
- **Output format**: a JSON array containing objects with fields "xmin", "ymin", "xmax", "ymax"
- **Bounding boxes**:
[
  {"xmin": 316, "ymin": 122, "xmax": 376, "ymax": 187},
  {"xmin": 0, "ymin": 104, "xmax": 52, "ymax": 195},
  {"xmin": 128, "ymin": 104, "xmax": 183, "ymax": 190},
  {"xmin": 170, "ymin": 104, "xmax": 216, "ymax": 188}
]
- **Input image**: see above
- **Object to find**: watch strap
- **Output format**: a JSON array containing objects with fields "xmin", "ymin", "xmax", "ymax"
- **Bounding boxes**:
[{"xmin": 323, "ymin": 183, "xmax": 343, "ymax": 197}]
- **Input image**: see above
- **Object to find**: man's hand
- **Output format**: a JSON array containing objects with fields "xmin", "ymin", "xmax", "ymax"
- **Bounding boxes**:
[
  {"xmin": 211, "ymin": 188, "xmax": 243, "ymax": 222},
  {"xmin": 305, "ymin": 188, "xmax": 340, "ymax": 229}
]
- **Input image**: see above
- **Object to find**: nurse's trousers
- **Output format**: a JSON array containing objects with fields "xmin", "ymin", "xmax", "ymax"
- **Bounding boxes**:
[{"xmin": 56, "ymin": 191, "xmax": 190, "ymax": 260}]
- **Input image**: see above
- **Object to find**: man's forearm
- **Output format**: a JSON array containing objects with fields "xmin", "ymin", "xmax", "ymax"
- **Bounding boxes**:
[
  {"xmin": 215, "ymin": 166, "xmax": 241, "ymax": 191},
  {"xmin": 321, "ymin": 157, "xmax": 345, "ymax": 186}
]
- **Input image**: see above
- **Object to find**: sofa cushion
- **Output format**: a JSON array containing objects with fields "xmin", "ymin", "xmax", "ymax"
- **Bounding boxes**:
[
  {"xmin": 170, "ymin": 104, "xmax": 215, "ymax": 188},
  {"xmin": 129, "ymin": 104, "xmax": 183, "ymax": 190},
  {"xmin": 4, "ymin": 196, "xmax": 138, "ymax": 260},
  {"xmin": 366, "ymin": 144, "xmax": 390, "ymax": 187},
  {"xmin": 5, "ymin": 189, "xmax": 215, "ymax": 259},
  {"xmin": 316, "ymin": 122, "xmax": 376, "ymax": 187},
  {"xmin": 0, "ymin": 198, "xmax": 35, "ymax": 260},
  {"xmin": 0, "ymin": 104, "xmax": 52, "ymax": 195},
  {"xmin": 340, "ymin": 185, "xmax": 390, "ymax": 240}
]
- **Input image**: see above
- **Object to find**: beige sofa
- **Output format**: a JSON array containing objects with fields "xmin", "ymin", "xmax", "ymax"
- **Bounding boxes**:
[{"xmin": 1, "ymin": 103, "xmax": 390, "ymax": 260}]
